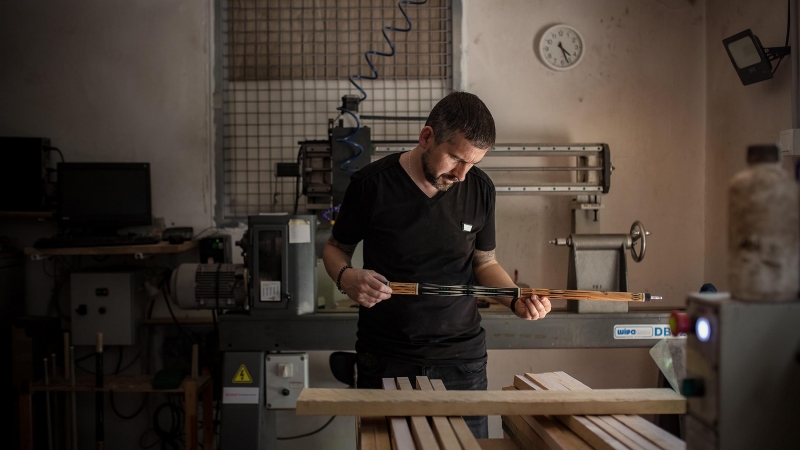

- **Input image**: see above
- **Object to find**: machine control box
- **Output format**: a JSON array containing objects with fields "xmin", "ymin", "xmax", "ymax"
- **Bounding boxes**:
[
  {"xmin": 685, "ymin": 293, "xmax": 800, "ymax": 449},
  {"xmin": 70, "ymin": 271, "xmax": 145, "ymax": 346},
  {"xmin": 265, "ymin": 353, "xmax": 308, "ymax": 409}
]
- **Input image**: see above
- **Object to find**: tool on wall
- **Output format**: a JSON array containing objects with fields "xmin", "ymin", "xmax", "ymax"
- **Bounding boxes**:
[
  {"xmin": 550, "ymin": 220, "xmax": 651, "ymax": 313},
  {"xmin": 95, "ymin": 333, "xmax": 104, "ymax": 450}
]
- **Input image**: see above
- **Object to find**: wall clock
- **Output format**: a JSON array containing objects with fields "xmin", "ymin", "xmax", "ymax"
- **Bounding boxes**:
[{"xmin": 538, "ymin": 24, "xmax": 585, "ymax": 71}]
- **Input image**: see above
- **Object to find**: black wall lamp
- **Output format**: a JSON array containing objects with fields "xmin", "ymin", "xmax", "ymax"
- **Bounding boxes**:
[{"xmin": 723, "ymin": 29, "xmax": 791, "ymax": 85}]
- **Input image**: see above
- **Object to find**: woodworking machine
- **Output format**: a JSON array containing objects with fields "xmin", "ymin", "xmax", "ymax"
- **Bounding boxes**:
[{"xmin": 672, "ymin": 293, "xmax": 800, "ymax": 449}]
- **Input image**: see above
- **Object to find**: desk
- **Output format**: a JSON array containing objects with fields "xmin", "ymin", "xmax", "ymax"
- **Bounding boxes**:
[{"xmin": 19, "ymin": 374, "xmax": 214, "ymax": 450}]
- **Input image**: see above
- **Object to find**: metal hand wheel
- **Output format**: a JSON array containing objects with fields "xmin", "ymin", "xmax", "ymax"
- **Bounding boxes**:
[{"xmin": 629, "ymin": 221, "xmax": 649, "ymax": 262}]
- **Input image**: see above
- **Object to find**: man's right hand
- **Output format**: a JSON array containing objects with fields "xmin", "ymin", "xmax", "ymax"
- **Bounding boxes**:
[{"xmin": 340, "ymin": 268, "xmax": 393, "ymax": 307}]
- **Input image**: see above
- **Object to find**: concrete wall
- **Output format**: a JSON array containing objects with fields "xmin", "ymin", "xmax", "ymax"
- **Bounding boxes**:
[{"xmin": 704, "ymin": 0, "xmax": 794, "ymax": 290}]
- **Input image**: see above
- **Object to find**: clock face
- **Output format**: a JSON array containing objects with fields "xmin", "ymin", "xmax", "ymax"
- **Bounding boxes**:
[{"xmin": 538, "ymin": 25, "xmax": 584, "ymax": 71}]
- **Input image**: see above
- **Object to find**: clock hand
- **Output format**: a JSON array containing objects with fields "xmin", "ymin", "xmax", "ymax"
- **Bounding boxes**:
[{"xmin": 557, "ymin": 42, "xmax": 571, "ymax": 63}]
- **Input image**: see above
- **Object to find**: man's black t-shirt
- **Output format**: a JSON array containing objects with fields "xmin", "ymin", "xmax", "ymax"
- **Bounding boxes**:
[{"xmin": 332, "ymin": 152, "xmax": 496, "ymax": 365}]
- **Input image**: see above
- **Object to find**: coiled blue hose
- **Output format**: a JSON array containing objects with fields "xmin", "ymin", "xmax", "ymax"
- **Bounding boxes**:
[{"xmin": 337, "ymin": 0, "xmax": 428, "ymax": 173}]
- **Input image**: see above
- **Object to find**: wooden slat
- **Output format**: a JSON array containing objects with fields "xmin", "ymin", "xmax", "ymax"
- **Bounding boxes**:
[
  {"xmin": 430, "ymin": 379, "xmax": 482, "ymax": 450},
  {"xmin": 476, "ymin": 439, "xmax": 521, "ymax": 450},
  {"xmin": 513, "ymin": 376, "xmax": 626, "ymax": 450},
  {"xmin": 295, "ymin": 388, "xmax": 686, "ymax": 417},
  {"xmin": 525, "ymin": 372, "xmax": 658, "ymax": 450},
  {"xmin": 361, "ymin": 417, "xmax": 378, "ymax": 450},
  {"xmin": 397, "ymin": 377, "xmax": 441, "ymax": 450},
  {"xmin": 416, "ymin": 377, "xmax": 462, "ymax": 450},
  {"xmin": 382, "ymin": 378, "xmax": 417, "ymax": 450},
  {"xmin": 502, "ymin": 386, "xmax": 591, "ymax": 450},
  {"xmin": 501, "ymin": 414, "xmax": 548, "ymax": 450},
  {"xmin": 361, "ymin": 417, "xmax": 392, "ymax": 450},
  {"xmin": 551, "ymin": 372, "xmax": 685, "ymax": 450}
]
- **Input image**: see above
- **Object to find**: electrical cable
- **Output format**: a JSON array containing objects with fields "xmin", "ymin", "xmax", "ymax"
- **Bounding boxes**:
[
  {"xmin": 46, "ymin": 146, "xmax": 65, "ymax": 163},
  {"xmin": 152, "ymin": 401, "xmax": 184, "ymax": 450},
  {"xmin": 336, "ymin": 0, "xmax": 428, "ymax": 173},
  {"xmin": 773, "ymin": 0, "xmax": 791, "ymax": 74},
  {"xmin": 162, "ymin": 279, "xmax": 196, "ymax": 345},
  {"xmin": 294, "ymin": 146, "xmax": 303, "ymax": 214},
  {"xmin": 277, "ymin": 416, "xmax": 336, "ymax": 440}
]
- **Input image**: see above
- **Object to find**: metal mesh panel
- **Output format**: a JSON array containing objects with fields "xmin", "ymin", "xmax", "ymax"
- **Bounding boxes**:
[{"xmin": 221, "ymin": 0, "xmax": 453, "ymax": 219}]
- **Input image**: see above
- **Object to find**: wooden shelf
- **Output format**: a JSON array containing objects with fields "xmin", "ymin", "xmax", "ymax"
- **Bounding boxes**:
[
  {"xmin": 24, "ymin": 240, "xmax": 198, "ymax": 256},
  {"xmin": 0, "ymin": 211, "xmax": 54, "ymax": 219},
  {"xmin": 21, "ymin": 374, "xmax": 214, "ymax": 450},
  {"xmin": 29, "ymin": 374, "xmax": 211, "ymax": 394}
]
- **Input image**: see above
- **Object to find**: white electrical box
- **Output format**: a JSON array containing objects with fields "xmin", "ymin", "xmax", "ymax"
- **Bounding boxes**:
[
  {"xmin": 779, "ymin": 128, "xmax": 800, "ymax": 156},
  {"xmin": 70, "ymin": 271, "xmax": 145, "ymax": 346},
  {"xmin": 265, "ymin": 353, "xmax": 308, "ymax": 409}
]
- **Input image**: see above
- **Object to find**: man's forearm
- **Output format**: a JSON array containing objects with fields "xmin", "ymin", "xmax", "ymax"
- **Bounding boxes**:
[
  {"xmin": 474, "ymin": 261, "xmax": 517, "ymax": 308},
  {"xmin": 322, "ymin": 241, "xmax": 352, "ymax": 281}
]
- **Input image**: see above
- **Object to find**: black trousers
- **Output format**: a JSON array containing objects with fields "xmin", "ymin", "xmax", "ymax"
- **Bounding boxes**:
[{"xmin": 356, "ymin": 352, "xmax": 489, "ymax": 439}]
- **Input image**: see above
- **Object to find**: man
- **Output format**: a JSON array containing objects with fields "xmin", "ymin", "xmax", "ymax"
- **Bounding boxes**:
[{"xmin": 322, "ymin": 91, "xmax": 551, "ymax": 438}]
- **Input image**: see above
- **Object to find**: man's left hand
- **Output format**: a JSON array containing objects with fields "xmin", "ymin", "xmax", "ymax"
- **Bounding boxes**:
[{"xmin": 513, "ymin": 295, "xmax": 551, "ymax": 320}]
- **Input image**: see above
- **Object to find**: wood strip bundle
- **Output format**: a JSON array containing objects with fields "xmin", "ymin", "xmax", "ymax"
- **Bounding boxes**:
[
  {"xmin": 506, "ymin": 372, "xmax": 685, "ymax": 450},
  {"xmin": 386, "ymin": 282, "xmax": 660, "ymax": 302},
  {"xmin": 296, "ymin": 388, "xmax": 686, "ymax": 417}
]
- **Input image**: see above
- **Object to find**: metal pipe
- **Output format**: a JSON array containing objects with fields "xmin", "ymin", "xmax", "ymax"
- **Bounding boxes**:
[
  {"xmin": 792, "ymin": 0, "xmax": 799, "ymax": 128},
  {"xmin": 95, "ymin": 333, "xmax": 104, "ymax": 450},
  {"xmin": 64, "ymin": 333, "xmax": 71, "ymax": 450},
  {"xmin": 50, "ymin": 353, "xmax": 59, "ymax": 450},
  {"xmin": 44, "ymin": 357, "xmax": 54, "ymax": 450},
  {"xmin": 70, "ymin": 346, "xmax": 77, "ymax": 450}
]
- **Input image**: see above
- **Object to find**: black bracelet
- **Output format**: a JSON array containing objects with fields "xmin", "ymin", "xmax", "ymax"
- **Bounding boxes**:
[
  {"xmin": 336, "ymin": 265, "xmax": 352, "ymax": 294},
  {"xmin": 509, "ymin": 297, "xmax": 519, "ymax": 315}
]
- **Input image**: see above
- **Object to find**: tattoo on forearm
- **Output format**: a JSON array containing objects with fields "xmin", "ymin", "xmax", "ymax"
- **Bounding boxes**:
[
  {"xmin": 327, "ymin": 235, "xmax": 357, "ymax": 256},
  {"xmin": 473, "ymin": 249, "xmax": 497, "ymax": 268}
]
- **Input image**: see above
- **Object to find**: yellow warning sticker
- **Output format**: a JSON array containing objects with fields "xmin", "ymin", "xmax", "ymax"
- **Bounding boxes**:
[{"xmin": 232, "ymin": 364, "xmax": 253, "ymax": 383}]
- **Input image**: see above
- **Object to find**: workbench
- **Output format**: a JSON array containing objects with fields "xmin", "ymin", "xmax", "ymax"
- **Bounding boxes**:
[
  {"xmin": 19, "ymin": 374, "xmax": 214, "ymax": 450},
  {"xmin": 218, "ymin": 309, "xmax": 674, "ymax": 351}
]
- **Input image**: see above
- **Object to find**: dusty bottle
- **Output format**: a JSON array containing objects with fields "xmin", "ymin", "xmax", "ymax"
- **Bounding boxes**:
[{"xmin": 729, "ymin": 145, "xmax": 799, "ymax": 302}]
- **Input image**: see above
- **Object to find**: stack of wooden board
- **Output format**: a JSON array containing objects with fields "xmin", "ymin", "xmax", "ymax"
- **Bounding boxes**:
[
  {"xmin": 358, "ymin": 376, "xmax": 485, "ymax": 450},
  {"xmin": 295, "ymin": 373, "xmax": 686, "ymax": 450},
  {"xmin": 502, "ymin": 372, "xmax": 685, "ymax": 450}
]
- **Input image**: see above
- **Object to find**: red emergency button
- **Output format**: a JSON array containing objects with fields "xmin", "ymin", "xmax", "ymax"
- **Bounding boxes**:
[{"xmin": 670, "ymin": 310, "xmax": 692, "ymax": 335}]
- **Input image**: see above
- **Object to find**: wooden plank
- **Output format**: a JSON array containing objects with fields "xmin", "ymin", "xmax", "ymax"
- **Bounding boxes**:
[
  {"xmin": 416, "ymin": 377, "xmax": 462, "ymax": 450},
  {"xmin": 374, "ymin": 416, "xmax": 393, "ymax": 450},
  {"xmin": 556, "ymin": 415, "xmax": 629, "ymax": 450},
  {"xmin": 397, "ymin": 377, "xmax": 441, "ymax": 450},
  {"xmin": 295, "ymin": 388, "xmax": 686, "ymax": 417},
  {"xmin": 477, "ymin": 439, "xmax": 521, "ymax": 450},
  {"xmin": 525, "ymin": 373, "xmax": 569, "ymax": 392},
  {"xmin": 430, "ymin": 379, "xmax": 482, "ymax": 450},
  {"xmin": 382, "ymin": 378, "xmax": 417, "ymax": 450},
  {"xmin": 501, "ymin": 414, "xmax": 548, "ymax": 450},
  {"xmin": 24, "ymin": 240, "xmax": 198, "ymax": 256},
  {"xmin": 202, "ymin": 381, "xmax": 215, "ymax": 450},
  {"xmin": 552, "ymin": 372, "xmax": 685, "ymax": 450},
  {"xmin": 514, "ymin": 376, "xmax": 626, "ymax": 450},
  {"xmin": 502, "ymin": 386, "xmax": 591, "ymax": 450},
  {"xmin": 184, "ymin": 379, "xmax": 198, "ymax": 450},
  {"xmin": 613, "ymin": 415, "xmax": 685, "ymax": 450},
  {"xmin": 360, "ymin": 417, "xmax": 378, "ymax": 450}
]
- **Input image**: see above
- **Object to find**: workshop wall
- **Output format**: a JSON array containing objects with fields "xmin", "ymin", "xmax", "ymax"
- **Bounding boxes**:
[
  {"xmin": 463, "ymin": 0, "xmax": 705, "ymax": 438},
  {"xmin": 465, "ymin": 0, "xmax": 706, "ymax": 309},
  {"xmin": 704, "ymin": 0, "xmax": 793, "ymax": 291},
  {"xmin": 0, "ymin": 0, "xmax": 215, "ymax": 232}
]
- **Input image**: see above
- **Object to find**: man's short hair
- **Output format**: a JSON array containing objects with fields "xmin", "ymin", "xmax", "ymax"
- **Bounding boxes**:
[{"xmin": 425, "ymin": 91, "xmax": 496, "ymax": 150}]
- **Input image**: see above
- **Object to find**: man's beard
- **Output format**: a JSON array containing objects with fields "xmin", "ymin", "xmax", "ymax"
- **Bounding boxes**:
[{"xmin": 421, "ymin": 149, "xmax": 460, "ymax": 192}]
